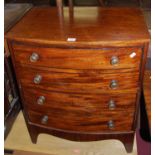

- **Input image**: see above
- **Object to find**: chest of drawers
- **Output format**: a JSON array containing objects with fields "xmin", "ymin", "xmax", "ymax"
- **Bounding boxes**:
[{"xmin": 5, "ymin": 7, "xmax": 150, "ymax": 153}]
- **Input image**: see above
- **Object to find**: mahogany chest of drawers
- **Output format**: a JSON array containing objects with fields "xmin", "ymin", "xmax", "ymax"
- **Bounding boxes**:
[{"xmin": 5, "ymin": 7, "xmax": 150, "ymax": 153}]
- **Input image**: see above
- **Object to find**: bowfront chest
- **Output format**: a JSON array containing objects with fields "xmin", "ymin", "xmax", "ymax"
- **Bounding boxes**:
[{"xmin": 5, "ymin": 7, "xmax": 150, "ymax": 153}]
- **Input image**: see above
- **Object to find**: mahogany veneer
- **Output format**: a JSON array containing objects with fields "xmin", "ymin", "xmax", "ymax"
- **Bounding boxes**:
[
  {"xmin": 5, "ymin": 7, "xmax": 150, "ymax": 153},
  {"xmin": 12, "ymin": 44, "xmax": 142, "ymax": 69}
]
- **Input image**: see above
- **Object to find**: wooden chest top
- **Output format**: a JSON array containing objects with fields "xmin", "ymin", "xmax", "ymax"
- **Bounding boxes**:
[{"xmin": 5, "ymin": 7, "xmax": 150, "ymax": 46}]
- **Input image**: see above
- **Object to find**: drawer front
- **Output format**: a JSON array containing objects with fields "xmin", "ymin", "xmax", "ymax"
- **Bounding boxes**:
[
  {"xmin": 12, "ymin": 43, "xmax": 142, "ymax": 70},
  {"xmin": 27, "ymin": 110, "xmax": 134, "ymax": 132},
  {"xmin": 23, "ymin": 88, "xmax": 137, "ymax": 111},
  {"xmin": 17, "ymin": 66, "xmax": 139, "ymax": 93}
]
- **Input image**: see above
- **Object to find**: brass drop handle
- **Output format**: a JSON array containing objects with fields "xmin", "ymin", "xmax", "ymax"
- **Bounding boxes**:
[
  {"xmin": 108, "ymin": 120, "xmax": 114, "ymax": 129},
  {"xmin": 108, "ymin": 100, "xmax": 116, "ymax": 110},
  {"xmin": 37, "ymin": 96, "xmax": 45, "ymax": 105},
  {"xmin": 41, "ymin": 115, "xmax": 48, "ymax": 124},
  {"xmin": 110, "ymin": 56, "xmax": 119, "ymax": 65},
  {"xmin": 30, "ymin": 53, "xmax": 39, "ymax": 62},
  {"xmin": 110, "ymin": 80, "xmax": 118, "ymax": 89},
  {"xmin": 33, "ymin": 75, "xmax": 42, "ymax": 84}
]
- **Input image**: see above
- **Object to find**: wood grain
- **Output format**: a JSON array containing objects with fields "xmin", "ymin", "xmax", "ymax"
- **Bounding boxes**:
[
  {"xmin": 12, "ymin": 43, "xmax": 142, "ymax": 70},
  {"xmin": 22, "ymin": 87, "xmax": 137, "ymax": 111},
  {"xmin": 5, "ymin": 7, "xmax": 150, "ymax": 153},
  {"xmin": 143, "ymin": 70, "xmax": 151, "ymax": 128},
  {"xmin": 4, "ymin": 112, "xmax": 137, "ymax": 155},
  {"xmin": 5, "ymin": 7, "xmax": 150, "ymax": 47},
  {"xmin": 27, "ymin": 110, "xmax": 134, "ymax": 132},
  {"xmin": 17, "ymin": 66, "xmax": 139, "ymax": 94}
]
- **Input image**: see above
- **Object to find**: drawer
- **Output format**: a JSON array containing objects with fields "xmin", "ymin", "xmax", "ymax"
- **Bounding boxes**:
[
  {"xmin": 12, "ymin": 43, "xmax": 142, "ymax": 70},
  {"xmin": 23, "ymin": 88, "xmax": 137, "ymax": 111},
  {"xmin": 17, "ymin": 66, "xmax": 139, "ymax": 93},
  {"xmin": 27, "ymin": 110, "xmax": 134, "ymax": 132}
]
